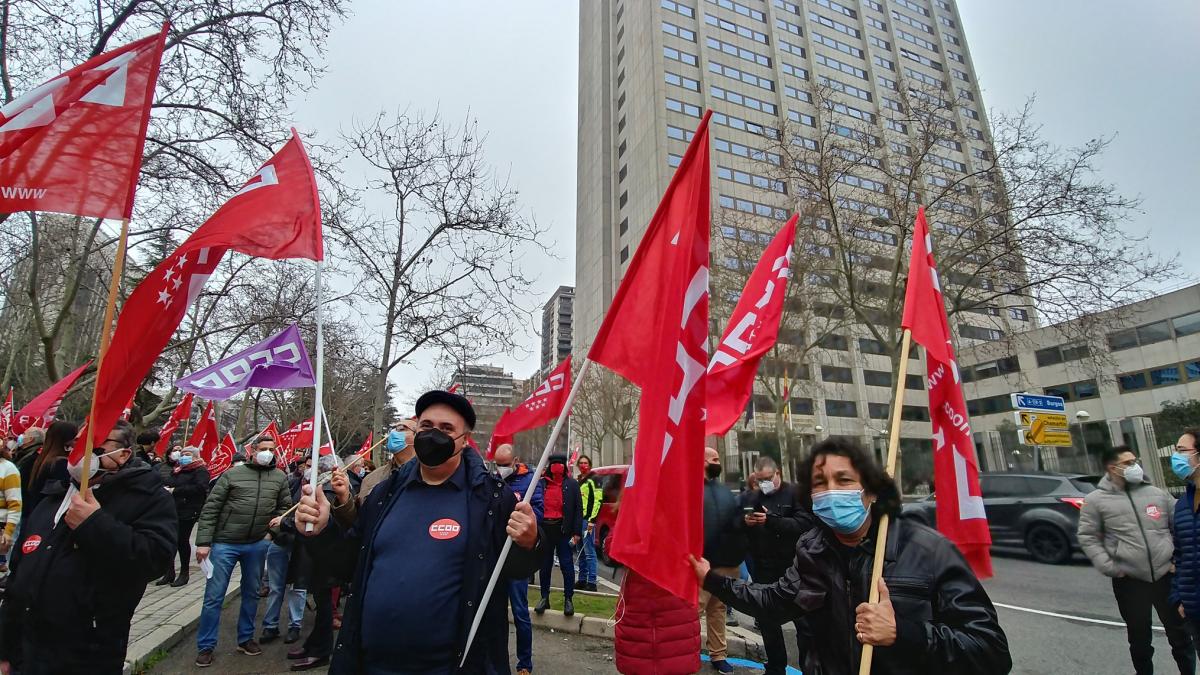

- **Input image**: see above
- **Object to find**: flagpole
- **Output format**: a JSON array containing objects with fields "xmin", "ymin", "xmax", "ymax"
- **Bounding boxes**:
[
  {"xmin": 320, "ymin": 403, "xmax": 336, "ymax": 456},
  {"xmin": 460, "ymin": 357, "xmax": 593, "ymax": 667},
  {"xmin": 306, "ymin": 259, "xmax": 325, "ymax": 532},
  {"xmin": 859, "ymin": 329, "xmax": 913, "ymax": 675},
  {"xmin": 275, "ymin": 437, "xmax": 384, "ymax": 520},
  {"xmin": 79, "ymin": 218, "xmax": 131, "ymax": 496}
]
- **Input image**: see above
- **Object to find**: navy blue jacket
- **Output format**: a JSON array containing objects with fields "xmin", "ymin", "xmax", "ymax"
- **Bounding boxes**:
[
  {"xmin": 1172, "ymin": 484, "xmax": 1200, "ymax": 615},
  {"xmin": 503, "ymin": 464, "xmax": 545, "ymax": 522},
  {"xmin": 316, "ymin": 450, "xmax": 544, "ymax": 674}
]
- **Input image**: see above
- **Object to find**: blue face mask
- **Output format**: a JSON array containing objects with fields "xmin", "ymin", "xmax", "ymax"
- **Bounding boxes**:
[
  {"xmin": 178, "ymin": 455, "xmax": 193, "ymax": 466},
  {"xmin": 386, "ymin": 429, "xmax": 407, "ymax": 454},
  {"xmin": 812, "ymin": 489, "xmax": 870, "ymax": 534},
  {"xmin": 1171, "ymin": 453, "xmax": 1196, "ymax": 481}
]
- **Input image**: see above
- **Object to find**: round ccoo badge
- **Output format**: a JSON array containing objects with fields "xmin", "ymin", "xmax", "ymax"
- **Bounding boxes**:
[
  {"xmin": 428, "ymin": 518, "xmax": 462, "ymax": 540},
  {"xmin": 22, "ymin": 535, "xmax": 42, "ymax": 555}
]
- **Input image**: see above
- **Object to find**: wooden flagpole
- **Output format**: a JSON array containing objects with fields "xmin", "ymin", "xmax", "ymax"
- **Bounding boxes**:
[
  {"xmin": 79, "ymin": 218, "xmax": 131, "ymax": 496},
  {"xmin": 275, "ymin": 435, "xmax": 386, "ymax": 520},
  {"xmin": 859, "ymin": 329, "xmax": 913, "ymax": 674}
]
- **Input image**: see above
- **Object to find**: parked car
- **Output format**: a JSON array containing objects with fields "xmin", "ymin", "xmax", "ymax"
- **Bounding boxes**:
[
  {"xmin": 902, "ymin": 471, "xmax": 1100, "ymax": 564},
  {"xmin": 589, "ymin": 464, "xmax": 629, "ymax": 567}
]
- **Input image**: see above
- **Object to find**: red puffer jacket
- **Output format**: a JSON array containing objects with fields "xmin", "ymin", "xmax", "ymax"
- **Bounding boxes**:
[{"xmin": 614, "ymin": 571, "xmax": 700, "ymax": 674}]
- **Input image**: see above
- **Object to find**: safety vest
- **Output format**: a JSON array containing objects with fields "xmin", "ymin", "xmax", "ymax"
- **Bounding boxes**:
[{"xmin": 579, "ymin": 475, "xmax": 602, "ymax": 522}]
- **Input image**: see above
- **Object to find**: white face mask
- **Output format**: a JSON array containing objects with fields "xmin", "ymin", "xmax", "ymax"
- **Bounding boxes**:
[
  {"xmin": 69, "ymin": 449, "xmax": 123, "ymax": 482},
  {"xmin": 255, "ymin": 450, "xmax": 275, "ymax": 466},
  {"xmin": 758, "ymin": 479, "xmax": 777, "ymax": 495},
  {"xmin": 1123, "ymin": 464, "xmax": 1145, "ymax": 484},
  {"xmin": 497, "ymin": 465, "xmax": 515, "ymax": 479},
  {"xmin": 169, "ymin": 451, "xmax": 181, "ymax": 461}
]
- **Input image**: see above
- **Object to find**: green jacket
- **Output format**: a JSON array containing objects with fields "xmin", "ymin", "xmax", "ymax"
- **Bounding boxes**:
[
  {"xmin": 195, "ymin": 463, "xmax": 291, "ymax": 546},
  {"xmin": 579, "ymin": 474, "xmax": 602, "ymax": 523}
]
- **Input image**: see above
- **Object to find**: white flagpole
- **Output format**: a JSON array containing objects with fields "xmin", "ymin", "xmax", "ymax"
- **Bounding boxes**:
[
  {"xmin": 320, "ymin": 403, "xmax": 338, "ymax": 459},
  {"xmin": 459, "ymin": 357, "xmax": 593, "ymax": 667},
  {"xmin": 306, "ymin": 259, "xmax": 325, "ymax": 532}
]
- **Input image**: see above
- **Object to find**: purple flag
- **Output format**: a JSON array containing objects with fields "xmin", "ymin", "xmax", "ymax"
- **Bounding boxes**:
[{"xmin": 176, "ymin": 324, "xmax": 315, "ymax": 400}]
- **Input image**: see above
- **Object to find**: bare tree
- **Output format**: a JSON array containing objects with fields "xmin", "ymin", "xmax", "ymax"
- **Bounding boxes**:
[
  {"xmin": 329, "ymin": 110, "xmax": 549, "ymax": 429},
  {"xmin": 571, "ymin": 364, "xmax": 638, "ymax": 466}
]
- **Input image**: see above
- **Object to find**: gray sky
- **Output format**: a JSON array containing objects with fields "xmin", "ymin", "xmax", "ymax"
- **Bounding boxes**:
[{"xmin": 294, "ymin": 0, "xmax": 1198, "ymax": 401}]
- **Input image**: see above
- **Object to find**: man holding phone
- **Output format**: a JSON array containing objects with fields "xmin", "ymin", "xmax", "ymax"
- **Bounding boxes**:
[
  {"xmin": 701, "ymin": 447, "xmax": 746, "ymax": 674},
  {"xmin": 740, "ymin": 457, "xmax": 815, "ymax": 675}
]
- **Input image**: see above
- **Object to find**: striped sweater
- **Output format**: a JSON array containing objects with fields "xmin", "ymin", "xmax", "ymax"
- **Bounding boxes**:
[{"xmin": 0, "ymin": 458, "xmax": 20, "ymax": 537}]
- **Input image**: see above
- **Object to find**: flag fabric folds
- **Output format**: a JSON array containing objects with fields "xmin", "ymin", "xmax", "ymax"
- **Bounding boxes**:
[
  {"xmin": 279, "ymin": 418, "xmax": 314, "ymax": 463},
  {"xmin": 355, "ymin": 432, "xmax": 373, "ymax": 459},
  {"xmin": 175, "ymin": 323, "xmax": 315, "ymax": 400},
  {"xmin": 491, "ymin": 356, "xmax": 572, "ymax": 441},
  {"xmin": 186, "ymin": 401, "xmax": 219, "ymax": 454},
  {"xmin": 119, "ymin": 393, "xmax": 136, "ymax": 422},
  {"xmin": 13, "ymin": 360, "xmax": 91, "ymax": 434},
  {"xmin": 901, "ymin": 207, "xmax": 993, "ymax": 579},
  {"xmin": 587, "ymin": 110, "xmax": 712, "ymax": 602},
  {"xmin": 705, "ymin": 214, "xmax": 797, "ymax": 436},
  {"xmin": 85, "ymin": 132, "xmax": 324, "ymax": 448},
  {"xmin": 0, "ymin": 24, "xmax": 167, "ymax": 219},
  {"xmin": 153, "ymin": 392, "xmax": 195, "ymax": 457},
  {"xmin": 0, "ymin": 388, "xmax": 12, "ymax": 437},
  {"xmin": 206, "ymin": 433, "xmax": 236, "ymax": 479}
]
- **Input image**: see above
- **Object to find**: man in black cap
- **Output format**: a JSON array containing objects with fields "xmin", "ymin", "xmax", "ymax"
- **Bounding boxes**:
[{"xmin": 296, "ymin": 390, "xmax": 542, "ymax": 674}]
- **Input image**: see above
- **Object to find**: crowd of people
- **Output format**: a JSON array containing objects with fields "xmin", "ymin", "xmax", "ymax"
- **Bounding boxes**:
[{"xmin": 0, "ymin": 387, "xmax": 1194, "ymax": 674}]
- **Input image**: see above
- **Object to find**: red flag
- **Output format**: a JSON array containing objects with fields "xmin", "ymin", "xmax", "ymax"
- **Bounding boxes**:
[
  {"xmin": 447, "ymin": 383, "xmax": 461, "ymax": 394},
  {"xmin": 568, "ymin": 447, "xmax": 580, "ymax": 467},
  {"xmin": 705, "ymin": 215, "xmax": 797, "ymax": 436},
  {"xmin": 485, "ymin": 410, "xmax": 514, "ymax": 461},
  {"xmin": 493, "ymin": 356, "xmax": 572, "ymax": 439},
  {"xmin": 0, "ymin": 25, "xmax": 167, "ymax": 219},
  {"xmin": 205, "ymin": 433, "xmax": 236, "ymax": 479},
  {"xmin": 0, "ymin": 388, "xmax": 12, "ymax": 438},
  {"xmin": 280, "ymin": 417, "xmax": 314, "ymax": 459},
  {"xmin": 13, "ymin": 360, "xmax": 91, "ymax": 434},
  {"xmin": 119, "ymin": 393, "xmax": 136, "ymax": 421},
  {"xmin": 85, "ymin": 132, "xmax": 323, "ymax": 448},
  {"xmin": 901, "ymin": 207, "xmax": 993, "ymax": 579},
  {"xmin": 587, "ymin": 111, "xmax": 711, "ymax": 602},
  {"xmin": 185, "ymin": 401, "xmax": 219, "ymax": 454},
  {"xmin": 153, "ymin": 392, "xmax": 194, "ymax": 457},
  {"xmin": 318, "ymin": 442, "xmax": 333, "ymax": 457}
]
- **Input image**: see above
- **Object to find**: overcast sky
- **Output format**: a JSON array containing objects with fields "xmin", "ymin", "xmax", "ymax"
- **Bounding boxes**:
[{"xmin": 292, "ymin": 0, "xmax": 1198, "ymax": 405}]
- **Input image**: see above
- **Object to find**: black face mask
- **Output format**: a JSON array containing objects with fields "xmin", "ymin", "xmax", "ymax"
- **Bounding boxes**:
[
  {"xmin": 706, "ymin": 463, "xmax": 722, "ymax": 480},
  {"xmin": 414, "ymin": 428, "xmax": 461, "ymax": 467}
]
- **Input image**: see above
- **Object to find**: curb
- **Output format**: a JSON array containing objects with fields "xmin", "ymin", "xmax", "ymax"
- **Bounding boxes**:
[
  {"xmin": 519, "ymin": 609, "xmax": 765, "ymax": 661},
  {"xmin": 122, "ymin": 574, "xmax": 242, "ymax": 675}
]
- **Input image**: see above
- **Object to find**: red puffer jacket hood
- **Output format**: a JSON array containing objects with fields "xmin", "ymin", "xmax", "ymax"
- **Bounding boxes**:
[{"xmin": 614, "ymin": 570, "xmax": 700, "ymax": 674}]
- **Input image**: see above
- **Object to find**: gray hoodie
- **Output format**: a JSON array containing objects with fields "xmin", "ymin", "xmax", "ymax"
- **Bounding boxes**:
[{"xmin": 1077, "ymin": 474, "xmax": 1175, "ymax": 583}]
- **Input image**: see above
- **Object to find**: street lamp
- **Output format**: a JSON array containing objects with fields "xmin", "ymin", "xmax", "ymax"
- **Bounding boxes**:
[{"xmin": 1074, "ymin": 410, "xmax": 1092, "ymax": 472}]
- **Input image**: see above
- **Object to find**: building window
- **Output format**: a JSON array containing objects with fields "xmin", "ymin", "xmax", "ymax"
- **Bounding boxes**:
[
  {"xmin": 901, "ymin": 405, "xmax": 930, "ymax": 422},
  {"xmin": 781, "ymin": 63, "xmax": 809, "ymax": 82},
  {"xmin": 618, "ymin": 140, "xmax": 627, "ymax": 157},
  {"xmin": 661, "ymin": 0, "xmax": 694, "ymax": 18},
  {"xmin": 858, "ymin": 338, "xmax": 887, "ymax": 355},
  {"xmin": 1107, "ymin": 328, "xmax": 1138, "ymax": 351},
  {"xmin": 666, "ymin": 97, "xmax": 702, "ymax": 118},
  {"xmin": 891, "ymin": 9, "xmax": 933, "ymax": 34},
  {"xmin": 1173, "ymin": 311, "xmax": 1200, "ymax": 337},
  {"xmin": 869, "ymin": 35, "xmax": 892, "ymax": 51},
  {"xmin": 966, "ymin": 394, "xmax": 1012, "ymax": 416},
  {"xmin": 868, "ymin": 403, "xmax": 889, "ymax": 419},
  {"xmin": 1186, "ymin": 361, "xmax": 1200, "ymax": 381},
  {"xmin": 662, "ymin": 21, "xmax": 697, "ymax": 42},
  {"xmin": 665, "ymin": 71, "xmax": 700, "ymax": 92},
  {"xmin": 620, "ymin": 246, "xmax": 629, "ymax": 263},
  {"xmin": 813, "ymin": 0, "xmax": 856, "ymax": 18},
  {"xmin": 1151, "ymin": 366, "xmax": 1183, "ymax": 387},
  {"xmin": 706, "ymin": 0, "xmax": 765, "ymax": 22},
  {"xmin": 1117, "ymin": 372, "xmax": 1148, "ymax": 392},
  {"xmin": 618, "ymin": 165, "xmax": 628, "ymax": 182},
  {"xmin": 895, "ymin": 0, "xmax": 930, "ymax": 17},
  {"xmin": 825, "ymin": 399, "xmax": 859, "ymax": 418},
  {"xmin": 619, "ymin": 191, "xmax": 628, "ymax": 208},
  {"xmin": 959, "ymin": 324, "xmax": 1003, "ymax": 341},
  {"xmin": 712, "ymin": 110, "xmax": 779, "ymax": 137},
  {"xmin": 1137, "ymin": 320, "xmax": 1172, "ymax": 345},
  {"xmin": 706, "ymin": 13, "xmax": 769, "ymax": 44},
  {"xmin": 822, "ymin": 365, "xmax": 854, "ymax": 383},
  {"xmin": 619, "ymin": 218, "xmax": 628, "ymax": 235},
  {"xmin": 664, "ymin": 45, "xmax": 699, "ymax": 66},
  {"xmin": 708, "ymin": 60, "xmax": 775, "ymax": 91},
  {"xmin": 811, "ymin": 32, "xmax": 862, "ymax": 58},
  {"xmin": 816, "ymin": 53, "xmax": 867, "ymax": 80},
  {"xmin": 809, "ymin": 11, "xmax": 860, "ymax": 38},
  {"xmin": 717, "ymin": 165, "xmax": 787, "ymax": 194},
  {"xmin": 667, "ymin": 153, "xmax": 683, "ymax": 167},
  {"xmin": 863, "ymin": 370, "xmax": 891, "ymax": 387},
  {"xmin": 711, "ymin": 85, "xmax": 776, "ymax": 115},
  {"xmin": 667, "ymin": 125, "xmax": 695, "ymax": 142},
  {"xmin": 1034, "ymin": 343, "xmax": 1088, "ymax": 367},
  {"xmin": 706, "ymin": 36, "xmax": 771, "ymax": 67},
  {"xmin": 818, "ymin": 333, "xmax": 849, "ymax": 351}
]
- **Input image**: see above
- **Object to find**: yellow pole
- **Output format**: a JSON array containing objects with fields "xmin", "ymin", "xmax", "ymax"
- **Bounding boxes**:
[
  {"xmin": 80, "ymin": 218, "xmax": 131, "ymax": 496},
  {"xmin": 859, "ymin": 329, "xmax": 913, "ymax": 675}
]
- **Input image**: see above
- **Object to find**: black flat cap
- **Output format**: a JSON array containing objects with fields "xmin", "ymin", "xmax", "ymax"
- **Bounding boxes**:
[{"xmin": 415, "ymin": 390, "xmax": 477, "ymax": 430}]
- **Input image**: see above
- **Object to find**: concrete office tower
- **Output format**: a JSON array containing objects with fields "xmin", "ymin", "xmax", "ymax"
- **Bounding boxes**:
[
  {"xmin": 576, "ymin": 0, "xmax": 1027, "ymax": 485},
  {"xmin": 541, "ymin": 286, "xmax": 575, "ymax": 377}
]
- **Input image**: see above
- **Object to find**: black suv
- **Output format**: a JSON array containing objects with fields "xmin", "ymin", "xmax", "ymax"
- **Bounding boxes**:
[{"xmin": 902, "ymin": 472, "xmax": 1099, "ymax": 564}]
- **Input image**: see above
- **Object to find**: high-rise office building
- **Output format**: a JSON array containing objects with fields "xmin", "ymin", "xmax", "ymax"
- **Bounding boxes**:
[
  {"xmin": 576, "ymin": 0, "xmax": 1028, "ymax": 485},
  {"xmin": 452, "ymin": 363, "xmax": 515, "ymax": 441},
  {"xmin": 540, "ymin": 285, "xmax": 575, "ymax": 376}
]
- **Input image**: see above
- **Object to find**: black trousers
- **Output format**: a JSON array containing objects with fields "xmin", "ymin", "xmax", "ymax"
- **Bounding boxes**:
[
  {"xmin": 756, "ymin": 563, "xmax": 809, "ymax": 675},
  {"xmin": 166, "ymin": 516, "xmax": 197, "ymax": 579},
  {"xmin": 1112, "ymin": 574, "xmax": 1194, "ymax": 674},
  {"xmin": 303, "ymin": 584, "xmax": 334, "ymax": 658}
]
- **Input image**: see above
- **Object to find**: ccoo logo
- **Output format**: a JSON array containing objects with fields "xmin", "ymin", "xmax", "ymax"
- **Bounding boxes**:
[
  {"xmin": 1146, "ymin": 505, "xmax": 1163, "ymax": 521},
  {"xmin": 429, "ymin": 518, "xmax": 462, "ymax": 540},
  {"xmin": 22, "ymin": 535, "xmax": 42, "ymax": 554}
]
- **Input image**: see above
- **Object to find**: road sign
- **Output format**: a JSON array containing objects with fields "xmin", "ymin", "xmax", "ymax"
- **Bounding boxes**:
[
  {"xmin": 1024, "ymin": 427, "xmax": 1072, "ymax": 447},
  {"xmin": 1016, "ymin": 411, "xmax": 1069, "ymax": 428},
  {"xmin": 1011, "ymin": 393, "xmax": 1066, "ymax": 413}
]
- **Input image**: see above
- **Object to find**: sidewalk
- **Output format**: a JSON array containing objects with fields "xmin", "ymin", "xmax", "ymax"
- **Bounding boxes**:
[{"xmin": 123, "ymin": 561, "xmax": 242, "ymax": 675}]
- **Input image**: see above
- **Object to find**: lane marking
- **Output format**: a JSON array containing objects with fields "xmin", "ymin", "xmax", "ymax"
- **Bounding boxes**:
[{"xmin": 994, "ymin": 602, "xmax": 1165, "ymax": 632}]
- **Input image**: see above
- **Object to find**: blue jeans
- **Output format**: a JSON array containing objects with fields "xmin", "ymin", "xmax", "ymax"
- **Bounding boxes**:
[
  {"xmin": 577, "ymin": 527, "xmax": 597, "ymax": 585},
  {"xmin": 197, "ymin": 540, "xmax": 269, "ymax": 651},
  {"xmin": 263, "ymin": 541, "xmax": 306, "ymax": 631},
  {"xmin": 509, "ymin": 579, "xmax": 533, "ymax": 671}
]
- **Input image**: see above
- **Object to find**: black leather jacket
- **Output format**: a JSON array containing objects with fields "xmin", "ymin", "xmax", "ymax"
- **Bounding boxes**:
[{"xmin": 704, "ymin": 516, "xmax": 1010, "ymax": 675}]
